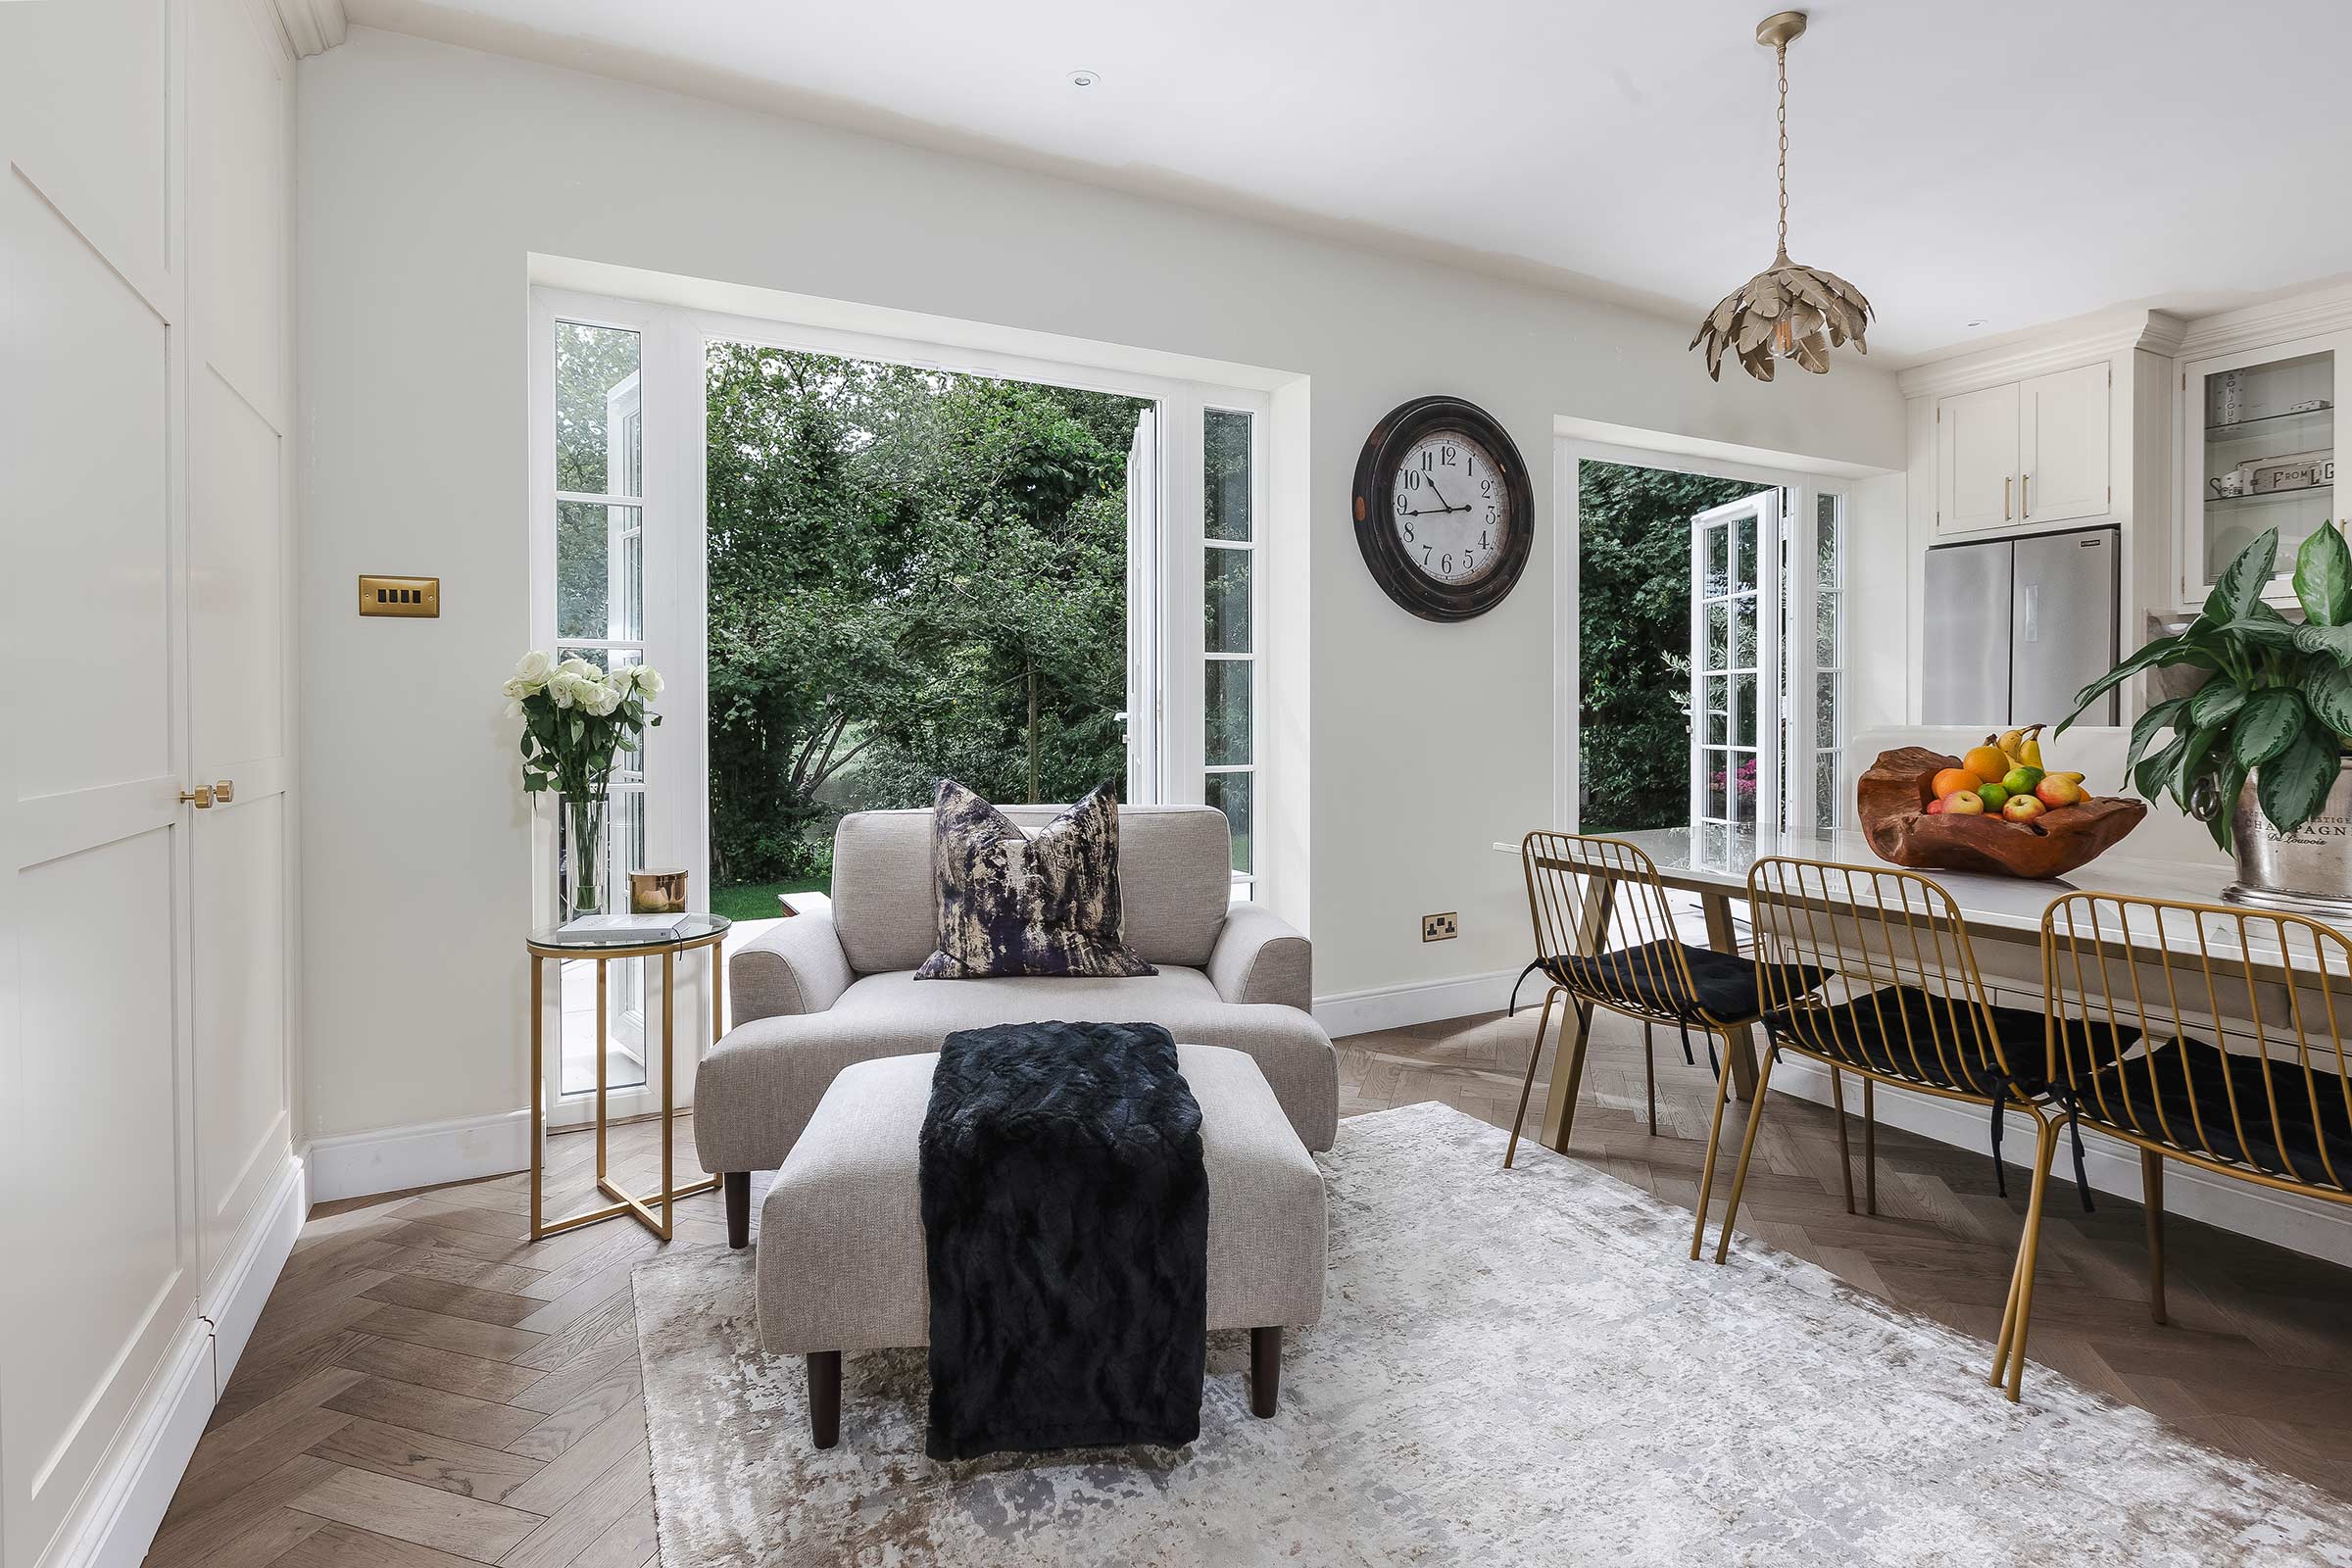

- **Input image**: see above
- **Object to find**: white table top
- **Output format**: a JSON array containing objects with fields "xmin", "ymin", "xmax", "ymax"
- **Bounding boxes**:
[{"xmin": 1493, "ymin": 826, "xmax": 2352, "ymax": 976}]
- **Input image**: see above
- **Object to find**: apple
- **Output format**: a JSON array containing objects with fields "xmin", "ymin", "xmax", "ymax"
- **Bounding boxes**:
[
  {"xmin": 2003, "ymin": 794, "xmax": 2046, "ymax": 823},
  {"xmin": 2035, "ymin": 775, "xmax": 2084, "ymax": 808},
  {"xmin": 1943, "ymin": 790, "xmax": 1985, "ymax": 816},
  {"xmin": 1977, "ymin": 782, "xmax": 2011, "ymax": 811},
  {"xmin": 1925, "ymin": 797, "xmax": 1946, "ymax": 814}
]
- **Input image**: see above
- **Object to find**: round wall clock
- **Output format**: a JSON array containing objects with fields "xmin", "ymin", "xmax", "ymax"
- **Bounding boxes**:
[{"xmin": 1350, "ymin": 395, "xmax": 1533, "ymax": 622}]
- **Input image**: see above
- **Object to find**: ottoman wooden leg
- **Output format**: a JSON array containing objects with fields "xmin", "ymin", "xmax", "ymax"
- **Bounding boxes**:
[
  {"xmin": 1249, "ymin": 1327, "xmax": 1282, "ymax": 1418},
  {"xmin": 807, "ymin": 1351, "xmax": 840, "ymax": 1447},
  {"xmin": 724, "ymin": 1172, "xmax": 751, "ymax": 1250}
]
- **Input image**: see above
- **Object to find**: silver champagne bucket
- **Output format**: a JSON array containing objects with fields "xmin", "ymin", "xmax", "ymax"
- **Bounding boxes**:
[{"xmin": 2223, "ymin": 757, "xmax": 2352, "ymax": 917}]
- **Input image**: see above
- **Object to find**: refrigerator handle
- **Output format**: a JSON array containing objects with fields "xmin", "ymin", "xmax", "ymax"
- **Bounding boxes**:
[{"xmin": 2019, "ymin": 583, "xmax": 2038, "ymax": 646}]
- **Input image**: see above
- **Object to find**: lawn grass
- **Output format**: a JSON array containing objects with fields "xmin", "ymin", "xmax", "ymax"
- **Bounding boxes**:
[{"xmin": 711, "ymin": 876, "xmax": 829, "ymax": 922}]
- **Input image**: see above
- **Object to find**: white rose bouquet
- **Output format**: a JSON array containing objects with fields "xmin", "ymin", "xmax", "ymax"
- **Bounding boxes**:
[{"xmin": 505, "ymin": 651, "xmax": 664, "ymax": 914}]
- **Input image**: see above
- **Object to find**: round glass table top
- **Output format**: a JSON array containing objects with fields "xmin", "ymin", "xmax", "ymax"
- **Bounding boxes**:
[{"xmin": 527, "ymin": 911, "xmax": 732, "ymax": 955}]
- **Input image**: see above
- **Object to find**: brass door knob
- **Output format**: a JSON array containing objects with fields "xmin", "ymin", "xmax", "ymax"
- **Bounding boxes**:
[
  {"xmin": 178, "ymin": 785, "xmax": 214, "ymax": 809},
  {"xmin": 214, "ymin": 779, "xmax": 234, "ymax": 804}
]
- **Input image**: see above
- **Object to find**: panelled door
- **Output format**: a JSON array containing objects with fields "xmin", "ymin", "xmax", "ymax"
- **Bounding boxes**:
[
  {"xmin": 2, "ymin": 1, "xmax": 201, "ymax": 1560},
  {"xmin": 1690, "ymin": 492, "xmax": 1782, "ymax": 844}
]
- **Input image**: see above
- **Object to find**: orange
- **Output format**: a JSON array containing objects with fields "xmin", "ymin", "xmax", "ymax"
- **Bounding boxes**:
[
  {"xmin": 1931, "ymin": 767, "xmax": 1979, "ymax": 800},
  {"xmin": 1962, "ymin": 744, "xmax": 2012, "ymax": 783}
]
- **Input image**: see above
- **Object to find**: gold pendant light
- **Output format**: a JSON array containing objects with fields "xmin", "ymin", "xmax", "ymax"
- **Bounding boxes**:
[{"xmin": 1690, "ymin": 11, "xmax": 1873, "ymax": 382}]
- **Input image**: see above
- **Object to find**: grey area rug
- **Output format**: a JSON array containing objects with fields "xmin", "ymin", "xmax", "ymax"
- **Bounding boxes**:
[{"xmin": 632, "ymin": 1102, "xmax": 2352, "ymax": 1567}]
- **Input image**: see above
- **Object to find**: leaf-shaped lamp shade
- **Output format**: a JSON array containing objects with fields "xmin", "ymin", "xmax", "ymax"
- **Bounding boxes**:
[{"xmin": 1691, "ymin": 258, "xmax": 1875, "ymax": 383}]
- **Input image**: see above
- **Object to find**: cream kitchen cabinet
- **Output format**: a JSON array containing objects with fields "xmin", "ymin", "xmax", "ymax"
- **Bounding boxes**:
[
  {"xmin": 2178, "ymin": 330, "xmax": 2348, "ymax": 608},
  {"xmin": 1936, "ymin": 364, "xmax": 2110, "ymax": 536}
]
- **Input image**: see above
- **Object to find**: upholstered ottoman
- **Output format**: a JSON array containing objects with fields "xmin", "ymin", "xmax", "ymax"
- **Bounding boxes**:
[{"xmin": 759, "ymin": 1043, "xmax": 1327, "ymax": 1447}]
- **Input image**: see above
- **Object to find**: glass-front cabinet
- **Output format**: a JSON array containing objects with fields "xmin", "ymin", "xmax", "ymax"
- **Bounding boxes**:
[{"xmin": 2180, "ymin": 332, "xmax": 2348, "ymax": 606}]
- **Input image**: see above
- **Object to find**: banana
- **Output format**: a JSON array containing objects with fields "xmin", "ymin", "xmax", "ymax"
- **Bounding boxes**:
[
  {"xmin": 2049, "ymin": 770, "xmax": 2084, "ymax": 786},
  {"xmin": 2019, "ymin": 724, "xmax": 2045, "ymax": 769},
  {"xmin": 1996, "ymin": 727, "xmax": 2028, "ymax": 762}
]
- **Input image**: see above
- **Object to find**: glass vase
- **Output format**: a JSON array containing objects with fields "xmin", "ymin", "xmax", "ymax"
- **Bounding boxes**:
[{"xmin": 561, "ymin": 792, "xmax": 610, "ymax": 920}]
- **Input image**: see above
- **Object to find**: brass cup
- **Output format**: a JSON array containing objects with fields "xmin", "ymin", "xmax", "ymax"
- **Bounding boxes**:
[{"xmin": 630, "ymin": 867, "xmax": 689, "ymax": 915}]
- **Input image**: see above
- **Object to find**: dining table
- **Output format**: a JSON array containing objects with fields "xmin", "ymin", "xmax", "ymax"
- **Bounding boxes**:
[{"xmin": 1492, "ymin": 824, "xmax": 2350, "ymax": 1158}]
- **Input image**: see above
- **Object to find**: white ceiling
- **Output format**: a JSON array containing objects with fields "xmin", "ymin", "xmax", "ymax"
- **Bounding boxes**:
[{"xmin": 347, "ymin": 0, "xmax": 2352, "ymax": 362}]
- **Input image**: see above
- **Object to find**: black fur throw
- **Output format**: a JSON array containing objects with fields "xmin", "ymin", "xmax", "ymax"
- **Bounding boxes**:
[
  {"xmin": 913, "ymin": 779, "xmax": 1155, "ymax": 980},
  {"xmin": 919, "ymin": 1021, "xmax": 1207, "ymax": 1460}
]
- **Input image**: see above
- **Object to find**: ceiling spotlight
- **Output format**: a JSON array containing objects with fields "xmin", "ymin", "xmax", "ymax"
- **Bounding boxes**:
[{"xmin": 1066, "ymin": 69, "xmax": 1100, "ymax": 88}]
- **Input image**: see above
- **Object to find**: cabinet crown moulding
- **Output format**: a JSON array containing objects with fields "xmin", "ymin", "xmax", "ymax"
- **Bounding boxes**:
[
  {"xmin": 1897, "ymin": 310, "xmax": 2185, "ymax": 400},
  {"xmin": 270, "ymin": 0, "xmax": 347, "ymax": 58}
]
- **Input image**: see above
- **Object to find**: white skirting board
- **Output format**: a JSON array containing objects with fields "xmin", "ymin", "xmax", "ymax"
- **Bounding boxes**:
[
  {"xmin": 41, "ymin": 1152, "xmax": 306, "ymax": 1568},
  {"xmin": 1313, "ymin": 968, "xmax": 1526, "ymax": 1040},
  {"xmin": 307, "ymin": 1107, "xmax": 532, "ymax": 1202},
  {"xmin": 1769, "ymin": 1057, "xmax": 2352, "ymax": 1266}
]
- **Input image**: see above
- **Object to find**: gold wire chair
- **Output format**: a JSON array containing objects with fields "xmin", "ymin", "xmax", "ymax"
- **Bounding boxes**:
[
  {"xmin": 2001, "ymin": 892, "xmax": 2352, "ymax": 1399},
  {"xmin": 1716, "ymin": 858, "xmax": 2067, "ymax": 1352},
  {"xmin": 1504, "ymin": 834, "xmax": 1826, "ymax": 1218}
]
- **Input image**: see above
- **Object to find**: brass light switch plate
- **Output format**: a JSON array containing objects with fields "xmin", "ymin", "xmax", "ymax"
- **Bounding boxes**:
[{"xmin": 360, "ymin": 575, "xmax": 440, "ymax": 617}]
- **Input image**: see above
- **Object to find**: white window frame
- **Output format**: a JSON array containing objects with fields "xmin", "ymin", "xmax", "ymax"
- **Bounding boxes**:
[
  {"xmin": 1558, "ymin": 439, "xmax": 1850, "ymax": 840},
  {"xmin": 530, "ymin": 288, "xmax": 1277, "ymax": 1113}
]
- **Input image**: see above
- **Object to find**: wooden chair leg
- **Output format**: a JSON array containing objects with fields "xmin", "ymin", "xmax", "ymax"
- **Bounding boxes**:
[
  {"xmin": 1863, "ymin": 1078, "xmax": 1878, "ymax": 1216},
  {"xmin": 1249, "ymin": 1326, "xmax": 1282, "ymax": 1418},
  {"xmin": 1991, "ymin": 1117, "xmax": 2063, "ymax": 1402},
  {"xmin": 724, "ymin": 1171, "xmax": 751, "ymax": 1250},
  {"xmin": 2142, "ymin": 1148, "xmax": 2168, "ymax": 1327},
  {"xmin": 1503, "ymin": 989, "xmax": 1561, "ymax": 1168},
  {"xmin": 807, "ymin": 1351, "xmax": 841, "ymax": 1447},
  {"xmin": 1690, "ymin": 1033, "xmax": 1740, "ymax": 1261},
  {"xmin": 1713, "ymin": 1045, "xmax": 1780, "ymax": 1264},
  {"xmin": 1829, "ymin": 1067, "xmax": 1857, "ymax": 1214},
  {"xmin": 1643, "ymin": 1023, "xmax": 1658, "ymax": 1136}
]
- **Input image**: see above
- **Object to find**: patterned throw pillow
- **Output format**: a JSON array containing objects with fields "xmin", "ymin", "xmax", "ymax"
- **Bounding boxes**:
[{"xmin": 913, "ymin": 779, "xmax": 1156, "ymax": 980}]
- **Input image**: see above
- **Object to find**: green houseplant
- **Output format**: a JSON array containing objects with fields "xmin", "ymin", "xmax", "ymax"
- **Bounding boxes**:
[{"xmin": 2059, "ymin": 525, "xmax": 2352, "ymax": 856}]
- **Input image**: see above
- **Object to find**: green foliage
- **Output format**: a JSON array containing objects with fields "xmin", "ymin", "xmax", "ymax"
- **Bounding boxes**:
[
  {"xmin": 2061, "ymin": 525, "xmax": 2352, "ymax": 847},
  {"xmin": 1577, "ymin": 462, "xmax": 1760, "ymax": 832},
  {"xmin": 704, "ymin": 344, "xmax": 1148, "ymax": 884}
]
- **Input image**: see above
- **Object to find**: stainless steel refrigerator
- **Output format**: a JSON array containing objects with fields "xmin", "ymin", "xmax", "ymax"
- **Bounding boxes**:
[{"xmin": 1922, "ymin": 525, "xmax": 2120, "ymax": 727}]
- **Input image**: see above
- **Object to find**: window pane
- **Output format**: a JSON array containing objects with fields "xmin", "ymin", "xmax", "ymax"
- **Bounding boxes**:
[
  {"xmin": 1704, "ymin": 675, "xmax": 1728, "ymax": 744},
  {"xmin": 1817, "ymin": 671, "xmax": 1838, "ymax": 749},
  {"xmin": 557, "ymin": 322, "xmax": 642, "ymax": 496},
  {"xmin": 1732, "ymin": 599, "xmax": 1755, "ymax": 670},
  {"xmin": 1734, "ymin": 673, "xmax": 1756, "ymax": 746},
  {"xmin": 1735, "ymin": 513, "xmax": 1757, "ymax": 592},
  {"xmin": 1816, "ymin": 588, "xmax": 1838, "ymax": 669},
  {"xmin": 557, "ymin": 501, "xmax": 643, "ymax": 641},
  {"xmin": 1205, "ymin": 547, "xmax": 1250, "ymax": 654},
  {"xmin": 1705, "ymin": 525, "xmax": 1729, "ymax": 598},
  {"xmin": 1817, "ymin": 499, "xmax": 1840, "ymax": 583},
  {"xmin": 1704, "ymin": 750, "xmax": 1729, "ymax": 819},
  {"xmin": 1204, "ymin": 409, "xmax": 1253, "ymax": 542},
  {"xmin": 1706, "ymin": 603, "xmax": 1728, "ymax": 670},
  {"xmin": 1729, "ymin": 751, "xmax": 1757, "ymax": 825},
  {"xmin": 1815, "ymin": 751, "xmax": 1838, "ymax": 832},
  {"xmin": 1207, "ymin": 770, "xmax": 1251, "ymax": 875},
  {"xmin": 1205, "ymin": 660, "xmax": 1251, "ymax": 765}
]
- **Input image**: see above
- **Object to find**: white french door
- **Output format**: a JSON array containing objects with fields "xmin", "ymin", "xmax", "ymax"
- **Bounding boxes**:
[{"xmin": 1688, "ymin": 485, "xmax": 1849, "ymax": 843}]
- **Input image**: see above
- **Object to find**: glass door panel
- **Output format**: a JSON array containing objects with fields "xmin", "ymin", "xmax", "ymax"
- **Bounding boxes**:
[
  {"xmin": 1690, "ymin": 490, "xmax": 1781, "ymax": 845},
  {"xmin": 2201, "ymin": 345, "xmax": 2337, "ymax": 586}
]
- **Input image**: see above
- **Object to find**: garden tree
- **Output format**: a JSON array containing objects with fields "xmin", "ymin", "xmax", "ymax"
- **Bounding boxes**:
[
  {"xmin": 1577, "ymin": 462, "xmax": 1760, "ymax": 832},
  {"xmin": 704, "ymin": 342, "xmax": 1147, "ymax": 883}
]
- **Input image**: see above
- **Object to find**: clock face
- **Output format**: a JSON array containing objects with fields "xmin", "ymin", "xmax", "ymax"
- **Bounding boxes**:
[{"xmin": 1389, "ymin": 429, "xmax": 1511, "ymax": 585}]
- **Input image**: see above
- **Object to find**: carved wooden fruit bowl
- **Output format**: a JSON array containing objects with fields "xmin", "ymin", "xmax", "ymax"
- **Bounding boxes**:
[{"xmin": 1856, "ymin": 747, "xmax": 2147, "ymax": 880}]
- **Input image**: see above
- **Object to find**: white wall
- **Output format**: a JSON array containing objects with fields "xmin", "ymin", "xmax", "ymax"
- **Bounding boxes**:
[{"xmin": 297, "ymin": 26, "xmax": 1906, "ymax": 1143}]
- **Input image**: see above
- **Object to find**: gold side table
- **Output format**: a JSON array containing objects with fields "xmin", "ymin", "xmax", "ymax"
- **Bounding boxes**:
[{"xmin": 526, "ymin": 913, "xmax": 731, "ymax": 1241}]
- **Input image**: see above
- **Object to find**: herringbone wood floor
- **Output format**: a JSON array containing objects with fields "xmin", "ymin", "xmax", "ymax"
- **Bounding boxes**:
[{"xmin": 150, "ymin": 1007, "xmax": 2352, "ymax": 1567}]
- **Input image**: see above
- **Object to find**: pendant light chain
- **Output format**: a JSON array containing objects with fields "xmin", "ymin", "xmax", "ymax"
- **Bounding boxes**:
[{"xmin": 1775, "ymin": 41, "xmax": 1789, "ymax": 264}]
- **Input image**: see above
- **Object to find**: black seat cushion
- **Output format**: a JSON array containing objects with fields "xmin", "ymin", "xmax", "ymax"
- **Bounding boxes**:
[
  {"xmin": 2084, "ymin": 1036, "xmax": 2352, "ymax": 1193},
  {"xmin": 1543, "ymin": 940, "xmax": 1826, "ymax": 1025},
  {"xmin": 1765, "ymin": 985, "xmax": 2064, "ymax": 1097}
]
